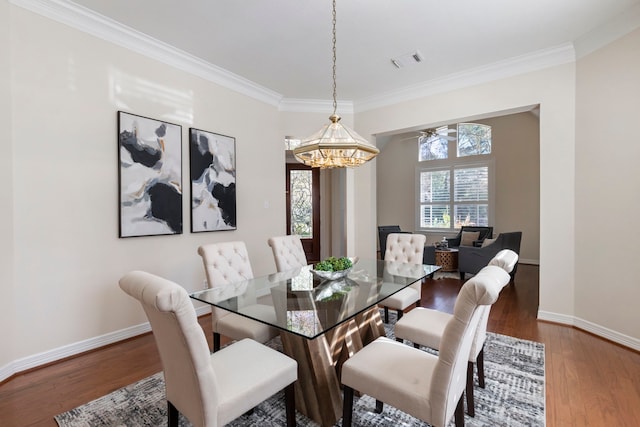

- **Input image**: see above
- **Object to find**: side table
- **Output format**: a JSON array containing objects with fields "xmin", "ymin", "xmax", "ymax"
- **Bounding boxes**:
[{"xmin": 434, "ymin": 248, "xmax": 459, "ymax": 272}]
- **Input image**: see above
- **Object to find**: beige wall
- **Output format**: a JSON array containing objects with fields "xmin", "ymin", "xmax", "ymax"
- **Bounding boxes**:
[
  {"xmin": 376, "ymin": 112, "xmax": 540, "ymax": 263},
  {"xmin": 575, "ymin": 28, "xmax": 640, "ymax": 340},
  {"xmin": 354, "ymin": 63, "xmax": 577, "ymax": 327},
  {"xmin": 2, "ymin": 3, "xmax": 639, "ymax": 379},
  {"xmin": 7, "ymin": 7, "xmax": 286, "ymax": 362},
  {"xmin": 0, "ymin": 0, "xmax": 15, "ymax": 370}
]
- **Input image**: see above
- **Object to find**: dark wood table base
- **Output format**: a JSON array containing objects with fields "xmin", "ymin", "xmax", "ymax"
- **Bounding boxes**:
[{"xmin": 279, "ymin": 306, "xmax": 385, "ymax": 427}]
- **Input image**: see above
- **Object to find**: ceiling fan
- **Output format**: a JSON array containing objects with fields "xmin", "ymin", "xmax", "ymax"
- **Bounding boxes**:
[{"xmin": 398, "ymin": 127, "xmax": 457, "ymax": 142}]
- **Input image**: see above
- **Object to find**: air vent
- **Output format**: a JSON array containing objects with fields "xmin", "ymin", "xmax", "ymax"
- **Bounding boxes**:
[{"xmin": 390, "ymin": 50, "xmax": 423, "ymax": 69}]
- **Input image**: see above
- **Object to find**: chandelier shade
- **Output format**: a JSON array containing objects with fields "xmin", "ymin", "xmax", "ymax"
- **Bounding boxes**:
[
  {"xmin": 293, "ymin": 114, "xmax": 379, "ymax": 169},
  {"xmin": 294, "ymin": 0, "xmax": 379, "ymax": 169}
]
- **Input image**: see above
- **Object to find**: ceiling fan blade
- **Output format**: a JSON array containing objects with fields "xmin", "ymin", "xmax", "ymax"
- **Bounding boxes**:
[{"xmin": 436, "ymin": 128, "xmax": 457, "ymax": 134}]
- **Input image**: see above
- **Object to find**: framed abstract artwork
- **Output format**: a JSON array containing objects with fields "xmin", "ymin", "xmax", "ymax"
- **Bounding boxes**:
[
  {"xmin": 118, "ymin": 111, "xmax": 183, "ymax": 237},
  {"xmin": 189, "ymin": 128, "xmax": 237, "ymax": 232}
]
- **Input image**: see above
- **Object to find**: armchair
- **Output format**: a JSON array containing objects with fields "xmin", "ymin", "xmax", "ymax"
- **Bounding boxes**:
[
  {"xmin": 458, "ymin": 231, "xmax": 522, "ymax": 281},
  {"xmin": 423, "ymin": 226, "xmax": 493, "ymax": 265}
]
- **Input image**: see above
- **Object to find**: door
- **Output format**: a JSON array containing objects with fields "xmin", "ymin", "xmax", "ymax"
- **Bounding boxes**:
[{"xmin": 286, "ymin": 163, "xmax": 320, "ymax": 263}]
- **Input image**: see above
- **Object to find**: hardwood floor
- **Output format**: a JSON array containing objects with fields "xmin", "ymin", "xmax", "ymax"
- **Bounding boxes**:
[{"xmin": 1, "ymin": 264, "xmax": 639, "ymax": 426}]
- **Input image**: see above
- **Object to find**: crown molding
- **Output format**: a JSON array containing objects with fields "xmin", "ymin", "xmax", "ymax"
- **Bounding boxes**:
[
  {"xmin": 13, "ymin": 0, "xmax": 635, "ymax": 116},
  {"xmin": 10, "ymin": 0, "xmax": 283, "ymax": 107},
  {"xmin": 354, "ymin": 43, "xmax": 576, "ymax": 113},
  {"xmin": 574, "ymin": 3, "xmax": 640, "ymax": 58}
]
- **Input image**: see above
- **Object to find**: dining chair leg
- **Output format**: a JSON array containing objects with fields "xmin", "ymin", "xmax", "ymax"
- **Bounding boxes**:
[
  {"xmin": 454, "ymin": 394, "xmax": 465, "ymax": 427},
  {"xmin": 477, "ymin": 346, "xmax": 485, "ymax": 388},
  {"xmin": 384, "ymin": 307, "xmax": 389, "ymax": 323},
  {"xmin": 213, "ymin": 332, "xmax": 221, "ymax": 352},
  {"xmin": 285, "ymin": 383, "xmax": 296, "ymax": 427},
  {"xmin": 466, "ymin": 361, "xmax": 475, "ymax": 417},
  {"xmin": 342, "ymin": 386, "xmax": 354, "ymax": 427},
  {"xmin": 375, "ymin": 399, "xmax": 384, "ymax": 414},
  {"xmin": 396, "ymin": 309, "xmax": 403, "ymax": 320},
  {"xmin": 168, "ymin": 401, "xmax": 179, "ymax": 427}
]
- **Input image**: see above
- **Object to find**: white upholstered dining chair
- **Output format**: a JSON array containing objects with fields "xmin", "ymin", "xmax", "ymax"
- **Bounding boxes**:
[
  {"xmin": 341, "ymin": 268, "xmax": 504, "ymax": 427},
  {"xmin": 267, "ymin": 235, "xmax": 308, "ymax": 272},
  {"xmin": 394, "ymin": 261, "xmax": 513, "ymax": 416},
  {"xmin": 197, "ymin": 241, "xmax": 278, "ymax": 352},
  {"xmin": 118, "ymin": 270, "xmax": 298, "ymax": 427},
  {"xmin": 379, "ymin": 233, "xmax": 426, "ymax": 323}
]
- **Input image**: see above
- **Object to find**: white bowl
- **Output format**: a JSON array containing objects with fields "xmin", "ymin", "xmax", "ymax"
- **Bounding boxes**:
[{"xmin": 311, "ymin": 267, "xmax": 352, "ymax": 281}]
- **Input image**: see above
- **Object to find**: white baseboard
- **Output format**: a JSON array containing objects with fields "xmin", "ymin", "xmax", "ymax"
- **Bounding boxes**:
[
  {"xmin": 0, "ymin": 305, "xmax": 210, "ymax": 383},
  {"xmin": 538, "ymin": 310, "xmax": 640, "ymax": 351},
  {"xmin": 4, "ymin": 305, "xmax": 636, "ymax": 384}
]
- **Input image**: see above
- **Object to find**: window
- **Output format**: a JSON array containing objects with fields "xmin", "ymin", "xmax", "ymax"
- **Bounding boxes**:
[
  {"xmin": 419, "ymin": 165, "xmax": 489, "ymax": 229},
  {"xmin": 418, "ymin": 123, "xmax": 492, "ymax": 231},
  {"xmin": 457, "ymin": 123, "xmax": 491, "ymax": 157},
  {"xmin": 418, "ymin": 126, "xmax": 449, "ymax": 161}
]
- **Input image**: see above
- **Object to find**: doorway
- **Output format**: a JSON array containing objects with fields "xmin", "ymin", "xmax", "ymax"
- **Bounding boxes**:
[{"xmin": 286, "ymin": 163, "xmax": 320, "ymax": 263}]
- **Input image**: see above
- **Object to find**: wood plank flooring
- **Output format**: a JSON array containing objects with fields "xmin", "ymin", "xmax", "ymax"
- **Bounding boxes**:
[{"xmin": 1, "ymin": 264, "xmax": 639, "ymax": 426}]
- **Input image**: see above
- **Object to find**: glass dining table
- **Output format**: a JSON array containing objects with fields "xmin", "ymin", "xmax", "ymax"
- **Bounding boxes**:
[{"xmin": 190, "ymin": 258, "xmax": 440, "ymax": 427}]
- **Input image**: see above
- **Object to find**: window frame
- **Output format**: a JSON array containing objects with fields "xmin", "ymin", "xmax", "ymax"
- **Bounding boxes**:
[{"xmin": 416, "ymin": 156, "xmax": 495, "ymax": 232}]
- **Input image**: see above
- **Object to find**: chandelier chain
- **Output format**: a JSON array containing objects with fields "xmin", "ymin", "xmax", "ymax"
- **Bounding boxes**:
[{"xmin": 331, "ymin": 0, "xmax": 337, "ymax": 115}]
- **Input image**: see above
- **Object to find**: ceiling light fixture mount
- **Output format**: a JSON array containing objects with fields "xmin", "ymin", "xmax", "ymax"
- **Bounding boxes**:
[{"xmin": 293, "ymin": 0, "xmax": 379, "ymax": 169}]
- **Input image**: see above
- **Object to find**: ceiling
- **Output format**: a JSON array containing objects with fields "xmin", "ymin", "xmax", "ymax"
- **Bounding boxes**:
[{"xmin": 68, "ymin": 0, "xmax": 639, "ymax": 103}]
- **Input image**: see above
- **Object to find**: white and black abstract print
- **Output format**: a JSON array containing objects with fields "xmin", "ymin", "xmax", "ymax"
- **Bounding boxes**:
[
  {"xmin": 189, "ymin": 128, "xmax": 236, "ymax": 232},
  {"xmin": 118, "ymin": 112, "xmax": 182, "ymax": 237}
]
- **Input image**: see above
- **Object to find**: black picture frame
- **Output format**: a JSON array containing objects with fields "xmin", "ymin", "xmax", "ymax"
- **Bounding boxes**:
[
  {"xmin": 189, "ymin": 128, "xmax": 237, "ymax": 232},
  {"xmin": 118, "ymin": 111, "xmax": 183, "ymax": 237}
]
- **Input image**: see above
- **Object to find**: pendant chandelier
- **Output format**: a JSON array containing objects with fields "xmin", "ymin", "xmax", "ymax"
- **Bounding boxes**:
[{"xmin": 293, "ymin": 0, "xmax": 379, "ymax": 169}]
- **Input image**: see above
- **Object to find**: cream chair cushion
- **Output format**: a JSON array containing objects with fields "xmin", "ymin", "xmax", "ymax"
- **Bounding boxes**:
[
  {"xmin": 342, "ymin": 268, "xmax": 504, "ymax": 426},
  {"xmin": 119, "ymin": 271, "xmax": 297, "ymax": 427},
  {"xmin": 267, "ymin": 235, "xmax": 308, "ymax": 272}
]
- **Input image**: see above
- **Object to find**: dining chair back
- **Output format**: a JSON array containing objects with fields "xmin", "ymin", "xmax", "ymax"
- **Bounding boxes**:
[
  {"xmin": 197, "ymin": 241, "xmax": 278, "ymax": 351},
  {"xmin": 488, "ymin": 248, "xmax": 519, "ymax": 280},
  {"xmin": 267, "ymin": 235, "xmax": 308, "ymax": 272},
  {"xmin": 380, "ymin": 232, "xmax": 426, "ymax": 322},
  {"xmin": 118, "ymin": 271, "xmax": 298, "ymax": 427},
  {"xmin": 341, "ymin": 267, "xmax": 504, "ymax": 427},
  {"xmin": 394, "ymin": 264, "xmax": 511, "ymax": 416}
]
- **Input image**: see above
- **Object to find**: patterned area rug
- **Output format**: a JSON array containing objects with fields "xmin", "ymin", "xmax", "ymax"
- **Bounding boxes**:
[{"xmin": 55, "ymin": 315, "xmax": 545, "ymax": 427}]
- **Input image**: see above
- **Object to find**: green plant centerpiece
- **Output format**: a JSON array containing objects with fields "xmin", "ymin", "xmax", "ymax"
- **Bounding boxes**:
[
  {"xmin": 314, "ymin": 256, "xmax": 353, "ymax": 272},
  {"xmin": 311, "ymin": 256, "xmax": 354, "ymax": 281}
]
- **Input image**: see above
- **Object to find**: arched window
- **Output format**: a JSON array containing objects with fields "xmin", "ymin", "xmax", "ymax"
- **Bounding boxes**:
[{"xmin": 418, "ymin": 123, "xmax": 493, "ymax": 230}]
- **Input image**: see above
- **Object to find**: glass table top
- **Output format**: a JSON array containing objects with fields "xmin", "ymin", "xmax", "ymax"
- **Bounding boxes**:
[{"xmin": 190, "ymin": 259, "xmax": 440, "ymax": 339}]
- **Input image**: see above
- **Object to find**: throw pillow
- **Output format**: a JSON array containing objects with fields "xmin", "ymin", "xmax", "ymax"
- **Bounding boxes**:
[
  {"xmin": 481, "ymin": 238, "xmax": 496, "ymax": 248},
  {"xmin": 460, "ymin": 231, "xmax": 480, "ymax": 246}
]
